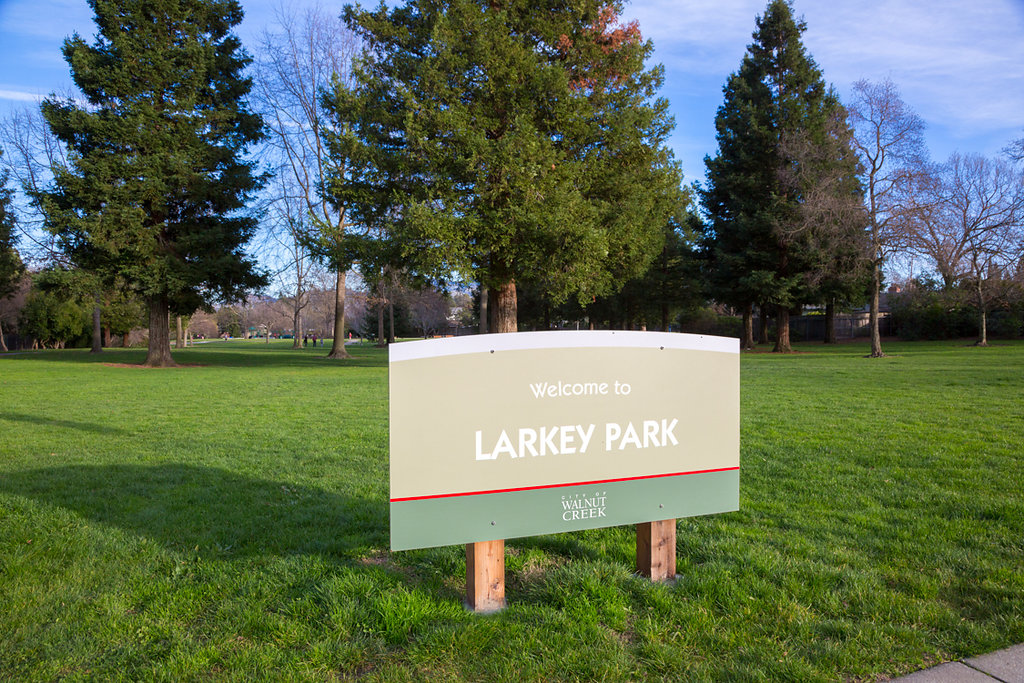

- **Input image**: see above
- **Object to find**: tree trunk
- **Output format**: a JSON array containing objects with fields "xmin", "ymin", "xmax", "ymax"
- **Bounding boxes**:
[
  {"xmin": 976, "ymin": 280, "xmax": 988, "ymax": 347},
  {"xmin": 123, "ymin": 331, "xmax": 131, "ymax": 348},
  {"xmin": 328, "ymin": 270, "xmax": 352, "ymax": 359},
  {"xmin": 869, "ymin": 264, "xmax": 885, "ymax": 357},
  {"xmin": 479, "ymin": 287, "xmax": 489, "ymax": 334},
  {"xmin": 757, "ymin": 304, "xmax": 769, "ymax": 345},
  {"xmin": 144, "ymin": 296, "xmax": 175, "ymax": 367},
  {"xmin": 0, "ymin": 319, "xmax": 6, "ymax": 352},
  {"xmin": 376, "ymin": 302, "xmax": 386, "ymax": 347},
  {"xmin": 741, "ymin": 302, "xmax": 754, "ymax": 350},
  {"xmin": 824, "ymin": 300, "xmax": 836, "ymax": 344},
  {"xmin": 90, "ymin": 292, "xmax": 103, "ymax": 354},
  {"xmin": 293, "ymin": 307, "xmax": 303, "ymax": 349},
  {"xmin": 773, "ymin": 305, "xmax": 792, "ymax": 353},
  {"xmin": 488, "ymin": 292, "xmax": 498, "ymax": 332},
  {"xmin": 103, "ymin": 326, "xmax": 112, "ymax": 348},
  {"xmin": 488, "ymin": 281, "xmax": 517, "ymax": 334},
  {"xmin": 388, "ymin": 301, "xmax": 395, "ymax": 344},
  {"xmin": 176, "ymin": 315, "xmax": 184, "ymax": 350}
]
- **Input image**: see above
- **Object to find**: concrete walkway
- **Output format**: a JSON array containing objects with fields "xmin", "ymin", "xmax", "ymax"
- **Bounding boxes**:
[{"xmin": 894, "ymin": 644, "xmax": 1024, "ymax": 682}]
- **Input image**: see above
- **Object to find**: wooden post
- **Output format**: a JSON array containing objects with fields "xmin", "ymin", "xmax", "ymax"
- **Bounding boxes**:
[
  {"xmin": 466, "ymin": 540, "xmax": 505, "ymax": 612},
  {"xmin": 636, "ymin": 519, "xmax": 677, "ymax": 581}
]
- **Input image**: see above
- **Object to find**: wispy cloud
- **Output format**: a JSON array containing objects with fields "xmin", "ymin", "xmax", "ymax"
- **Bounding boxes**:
[
  {"xmin": 2, "ymin": 0, "xmax": 1021, "ymax": 175},
  {"xmin": 625, "ymin": 0, "xmax": 1024, "ymax": 168},
  {"xmin": 0, "ymin": 89, "xmax": 44, "ymax": 103},
  {"xmin": 801, "ymin": 0, "xmax": 1024, "ymax": 154}
]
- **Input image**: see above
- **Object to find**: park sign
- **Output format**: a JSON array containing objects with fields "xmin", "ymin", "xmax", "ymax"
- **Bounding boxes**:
[{"xmin": 388, "ymin": 331, "xmax": 739, "ymax": 551}]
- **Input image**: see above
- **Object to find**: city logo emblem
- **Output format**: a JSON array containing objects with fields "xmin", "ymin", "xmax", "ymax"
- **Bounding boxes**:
[{"xmin": 561, "ymin": 491, "xmax": 608, "ymax": 521}]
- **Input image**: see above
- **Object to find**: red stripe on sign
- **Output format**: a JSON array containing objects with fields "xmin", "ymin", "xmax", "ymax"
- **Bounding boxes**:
[{"xmin": 389, "ymin": 466, "xmax": 740, "ymax": 503}]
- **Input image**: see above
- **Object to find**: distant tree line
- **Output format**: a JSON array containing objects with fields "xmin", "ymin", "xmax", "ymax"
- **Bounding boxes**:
[{"xmin": 1, "ymin": 0, "xmax": 1022, "ymax": 359}]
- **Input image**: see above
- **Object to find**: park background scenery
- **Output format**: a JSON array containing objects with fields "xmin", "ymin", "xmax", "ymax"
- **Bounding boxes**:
[{"xmin": 1, "ymin": 339, "xmax": 1022, "ymax": 681}]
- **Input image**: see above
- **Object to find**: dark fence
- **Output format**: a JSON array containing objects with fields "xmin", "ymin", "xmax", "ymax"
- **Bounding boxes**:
[
  {"xmin": 757, "ymin": 312, "xmax": 892, "ymax": 342},
  {"xmin": 423, "ymin": 316, "xmax": 893, "ymax": 342},
  {"xmin": 1, "ymin": 333, "xmax": 30, "ymax": 351}
]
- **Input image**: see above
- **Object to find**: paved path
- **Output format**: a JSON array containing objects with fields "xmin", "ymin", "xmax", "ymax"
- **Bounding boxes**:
[{"xmin": 893, "ymin": 644, "xmax": 1024, "ymax": 682}]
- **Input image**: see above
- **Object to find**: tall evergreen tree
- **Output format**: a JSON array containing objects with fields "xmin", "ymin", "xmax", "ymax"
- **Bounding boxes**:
[
  {"xmin": 0, "ymin": 165, "xmax": 25, "ymax": 352},
  {"xmin": 0, "ymin": 166, "xmax": 23, "ymax": 302},
  {"xmin": 40, "ymin": 0, "xmax": 267, "ymax": 366},
  {"xmin": 778, "ymin": 94, "xmax": 870, "ymax": 343},
  {"xmin": 703, "ymin": 0, "xmax": 853, "ymax": 352},
  {"xmin": 333, "ymin": 0, "xmax": 681, "ymax": 333}
]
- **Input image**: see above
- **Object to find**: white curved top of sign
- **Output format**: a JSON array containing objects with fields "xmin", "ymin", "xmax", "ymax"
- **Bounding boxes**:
[{"xmin": 389, "ymin": 330, "xmax": 739, "ymax": 362}]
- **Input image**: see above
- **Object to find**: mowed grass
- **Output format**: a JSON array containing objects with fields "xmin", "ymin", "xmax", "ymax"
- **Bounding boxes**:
[{"xmin": 1, "ymin": 339, "xmax": 1022, "ymax": 681}]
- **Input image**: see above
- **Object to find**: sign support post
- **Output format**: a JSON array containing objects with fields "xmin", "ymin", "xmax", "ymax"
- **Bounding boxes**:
[
  {"xmin": 636, "ymin": 519, "xmax": 677, "ymax": 581},
  {"xmin": 466, "ymin": 540, "xmax": 505, "ymax": 612}
]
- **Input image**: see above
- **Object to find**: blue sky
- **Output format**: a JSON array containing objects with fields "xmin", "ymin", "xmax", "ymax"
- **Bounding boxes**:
[{"xmin": 1, "ymin": 0, "xmax": 1022, "ymax": 186}]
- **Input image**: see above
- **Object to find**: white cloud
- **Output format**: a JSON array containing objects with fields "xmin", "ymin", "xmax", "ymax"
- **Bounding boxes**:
[
  {"xmin": 803, "ymin": 0, "xmax": 1024, "ymax": 156},
  {"xmin": 624, "ymin": 0, "xmax": 1024, "ymax": 170},
  {"xmin": 0, "ymin": 88, "xmax": 43, "ymax": 103},
  {"xmin": 2, "ymin": 0, "xmax": 1021, "ymax": 172}
]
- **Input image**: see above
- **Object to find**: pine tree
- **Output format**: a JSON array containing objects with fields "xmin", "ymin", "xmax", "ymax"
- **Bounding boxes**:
[
  {"xmin": 703, "ymin": 0, "xmax": 856, "ymax": 352},
  {"xmin": 334, "ymin": 0, "xmax": 681, "ymax": 333},
  {"xmin": 0, "ymin": 167, "xmax": 23, "ymax": 302},
  {"xmin": 779, "ymin": 95, "xmax": 870, "ymax": 343},
  {"xmin": 0, "ymin": 166, "xmax": 25, "ymax": 352},
  {"xmin": 40, "ymin": 0, "xmax": 267, "ymax": 366}
]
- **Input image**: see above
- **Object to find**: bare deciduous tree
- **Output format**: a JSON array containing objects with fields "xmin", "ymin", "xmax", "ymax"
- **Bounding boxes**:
[
  {"xmin": 0, "ymin": 104, "xmax": 69, "ymax": 266},
  {"xmin": 848, "ymin": 78, "xmax": 929, "ymax": 357},
  {"xmin": 260, "ymin": 177, "xmax": 319, "ymax": 349},
  {"xmin": 255, "ymin": 3, "xmax": 359, "ymax": 359},
  {"xmin": 778, "ymin": 101, "xmax": 869, "ymax": 343},
  {"xmin": 0, "ymin": 274, "xmax": 30, "ymax": 351},
  {"xmin": 406, "ymin": 287, "xmax": 450, "ymax": 338},
  {"xmin": 188, "ymin": 310, "xmax": 220, "ymax": 339},
  {"xmin": 1, "ymin": 103, "xmax": 110, "ymax": 354},
  {"xmin": 1005, "ymin": 136, "xmax": 1024, "ymax": 163},
  {"xmin": 910, "ymin": 153, "xmax": 1024, "ymax": 346}
]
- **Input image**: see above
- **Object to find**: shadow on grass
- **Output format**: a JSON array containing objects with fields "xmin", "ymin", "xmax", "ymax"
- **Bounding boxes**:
[
  {"xmin": 0, "ymin": 411, "xmax": 127, "ymax": 435},
  {"xmin": 0, "ymin": 463, "xmax": 388, "ymax": 559}
]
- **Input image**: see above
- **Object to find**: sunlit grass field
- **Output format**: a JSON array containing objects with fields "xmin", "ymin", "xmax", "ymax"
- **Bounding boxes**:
[{"xmin": 1, "ymin": 339, "xmax": 1022, "ymax": 681}]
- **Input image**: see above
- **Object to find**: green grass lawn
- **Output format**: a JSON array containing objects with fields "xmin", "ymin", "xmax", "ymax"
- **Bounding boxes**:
[{"xmin": 1, "ymin": 339, "xmax": 1022, "ymax": 681}]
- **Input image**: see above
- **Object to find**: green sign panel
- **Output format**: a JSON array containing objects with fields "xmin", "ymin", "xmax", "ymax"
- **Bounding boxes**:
[{"xmin": 389, "ymin": 331, "xmax": 739, "ymax": 551}]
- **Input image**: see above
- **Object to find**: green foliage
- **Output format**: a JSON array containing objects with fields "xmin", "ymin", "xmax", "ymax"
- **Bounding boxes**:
[
  {"xmin": 1, "ymin": 341, "xmax": 1024, "ymax": 680},
  {"xmin": 0, "ymin": 167, "xmax": 24, "ymax": 300},
  {"xmin": 890, "ymin": 280, "xmax": 1024, "ymax": 341},
  {"xmin": 39, "ymin": 0, "xmax": 267, "ymax": 355},
  {"xmin": 335, "ymin": 0, "xmax": 682, "ymax": 314},
  {"xmin": 677, "ymin": 307, "xmax": 745, "ymax": 338},
  {"xmin": 702, "ymin": 1, "xmax": 863, "ymax": 320},
  {"xmin": 516, "ymin": 208, "xmax": 702, "ymax": 331},
  {"xmin": 592, "ymin": 208, "xmax": 706, "ymax": 330},
  {"xmin": 18, "ymin": 270, "xmax": 91, "ymax": 346},
  {"xmin": 102, "ymin": 282, "xmax": 147, "ymax": 338}
]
